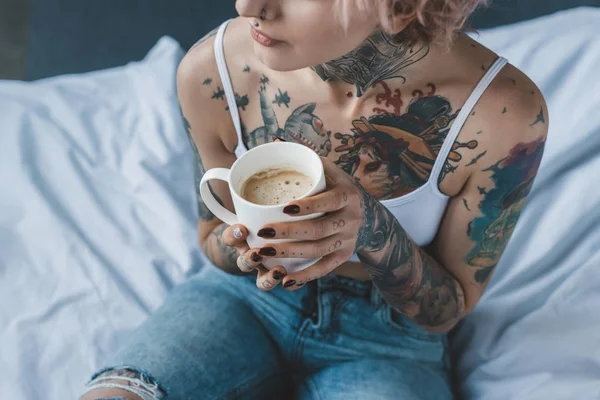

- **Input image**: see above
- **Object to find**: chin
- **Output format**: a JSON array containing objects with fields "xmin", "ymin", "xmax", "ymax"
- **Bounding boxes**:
[{"xmin": 253, "ymin": 44, "xmax": 311, "ymax": 72}]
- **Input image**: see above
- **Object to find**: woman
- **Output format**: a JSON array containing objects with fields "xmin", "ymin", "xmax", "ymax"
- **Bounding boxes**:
[{"xmin": 82, "ymin": 0, "xmax": 548, "ymax": 398}]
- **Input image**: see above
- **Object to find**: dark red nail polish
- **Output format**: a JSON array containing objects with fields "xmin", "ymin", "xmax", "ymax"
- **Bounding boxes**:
[
  {"xmin": 257, "ymin": 228, "xmax": 276, "ymax": 238},
  {"xmin": 251, "ymin": 252, "xmax": 262, "ymax": 263},
  {"xmin": 283, "ymin": 280, "xmax": 296, "ymax": 288},
  {"xmin": 272, "ymin": 271, "xmax": 284, "ymax": 280},
  {"xmin": 259, "ymin": 247, "xmax": 277, "ymax": 257},
  {"xmin": 274, "ymin": 136, "xmax": 286, "ymax": 142},
  {"xmin": 283, "ymin": 205, "xmax": 300, "ymax": 215}
]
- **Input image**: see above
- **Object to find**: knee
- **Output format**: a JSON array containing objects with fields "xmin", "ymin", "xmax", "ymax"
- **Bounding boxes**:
[
  {"xmin": 81, "ymin": 387, "xmax": 141, "ymax": 400},
  {"xmin": 80, "ymin": 367, "xmax": 166, "ymax": 400}
]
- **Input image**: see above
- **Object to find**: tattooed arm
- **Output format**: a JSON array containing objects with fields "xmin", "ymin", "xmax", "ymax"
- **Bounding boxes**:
[
  {"xmin": 177, "ymin": 31, "xmax": 243, "ymax": 274},
  {"xmin": 356, "ymin": 190, "xmax": 467, "ymax": 333},
  {"xmin": 358, "ymin": 94, "xmax": 548, "ymax": 333}
]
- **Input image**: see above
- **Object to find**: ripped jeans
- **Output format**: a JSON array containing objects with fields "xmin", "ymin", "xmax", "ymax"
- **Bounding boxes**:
[{"xmin": 82, "ymin": 264, "xmax": 452, "ymax": 400}]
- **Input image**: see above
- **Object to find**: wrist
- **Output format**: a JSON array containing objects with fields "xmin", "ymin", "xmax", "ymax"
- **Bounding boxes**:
[{"xmin": 201, "ymin": 223, "xmax": 240, "ymax": 273}]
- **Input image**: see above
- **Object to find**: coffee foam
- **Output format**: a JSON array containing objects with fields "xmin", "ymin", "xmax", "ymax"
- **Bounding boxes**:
[{"xmin": 241, "ymin": 168, "xmax": 313, "ymax": 206}]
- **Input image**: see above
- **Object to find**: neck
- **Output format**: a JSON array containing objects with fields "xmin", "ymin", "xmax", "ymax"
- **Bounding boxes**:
[{"xmin": 312, "ymin": 31, "xmax": 430, "ymax": 97}]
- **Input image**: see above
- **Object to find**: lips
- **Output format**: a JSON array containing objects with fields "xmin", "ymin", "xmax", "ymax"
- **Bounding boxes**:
[{"xmin": 251, "ymin": 27, "xmax": 281, "ymax": 47}]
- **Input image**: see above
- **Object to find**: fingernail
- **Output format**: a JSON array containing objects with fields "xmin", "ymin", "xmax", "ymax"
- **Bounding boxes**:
[
  {"xmin": 251, "ymin": 252, "xmax": 262, "ymax": 263},
  {"xmin": 283, "ymin": 280, "xmax": 296, "ymax": 288},
  {"xmin": 283, "ymin": 205, "xmax": 300, "ymax": 215},
  {"xmin": 257, "ymin": 228, "xmax": 276, "ymax": 238},
  {"xmin": 233, "ymin": 228, "xmax": 243, "ymax": 240},
  {"xmin": 259, "ymin": 247, "xmax": 277, "ymax": 257},
  {"xmin": 274, "ymin": 136, "xmax": 286, "ymax": 142},
  {"xmin": 272, "ymin": 271, "xmax": 284, "ymax": 280}
]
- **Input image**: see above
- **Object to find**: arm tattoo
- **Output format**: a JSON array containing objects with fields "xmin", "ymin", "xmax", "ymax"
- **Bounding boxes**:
[
  {"xmin": 356, "ymin": 185, "xmax": 464, "ymax": 329},
  {"xmin": 467, "ymin": 136, "xmax": 546, "ymax": 284},
  {"xmin": 181, "ymin": 109, "xmax": 224, "ymax": 221}
]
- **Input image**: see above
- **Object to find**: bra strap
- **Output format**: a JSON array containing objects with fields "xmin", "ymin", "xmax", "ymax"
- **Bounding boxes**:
[
  {"xmin": 430, "ymin": 57, "xmax": 509, "ymax": 181},
  {"xmin": 213, "ymin": 19, "xmax": 244, "ymax": 147}
]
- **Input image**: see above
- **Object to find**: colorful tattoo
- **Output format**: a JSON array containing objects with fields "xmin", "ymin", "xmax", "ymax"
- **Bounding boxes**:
[
  {"xmin": 467, "ymin": 136, "xmax": 546, "ymax": 284},
  {"xmin": 334, "ymin": 84, "xmax": 478, "ymax": 199}
]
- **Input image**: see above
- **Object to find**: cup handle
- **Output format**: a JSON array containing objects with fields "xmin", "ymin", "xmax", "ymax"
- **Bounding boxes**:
[{"xmin": 199, "ymin": 168, "xmax": 239, "ymax": 226}]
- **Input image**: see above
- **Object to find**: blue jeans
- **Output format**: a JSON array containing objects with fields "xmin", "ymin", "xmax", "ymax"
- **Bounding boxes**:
[{"xmin": 87, "ymin": 264, "xmax": 452, "ymax": 399}]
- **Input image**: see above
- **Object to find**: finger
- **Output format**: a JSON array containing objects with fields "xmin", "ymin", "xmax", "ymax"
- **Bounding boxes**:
[
  {"xmin": 320, "ymin": 156, "xmax": 351, "ymax": 187},
  {"xmin": 257, "ymin": 237, "xmax": 346, "ymax": 259},
  {"xmin": 236, "ymin": 248, "xmax": 264, "ymax": 273},
  {"xmin": 272, "ymin": 136, "xmax": 286, "ymax": 142},
  {"xmin": 257, "ymin": 213, "xmax": 351, "ymax": 241},
  {"xmin": 282, "ymin": 252, "xmax": 346, "ymax": 291},
  {"xmin": 222, "ymin": 224, "xmax": 249, "ymax": 247},
  {"xmin": 256, "ymin": 265, "xmax": 287, "ymax": 291},
  {"xmin": 283, "ymin": 189, "xmax": 350, "ymax": 217}
]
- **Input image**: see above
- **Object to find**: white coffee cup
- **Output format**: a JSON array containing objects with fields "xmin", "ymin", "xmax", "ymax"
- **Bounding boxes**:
[{"xmin": 200, "ymin": 142, "xmax": 327, "ymax": 273}]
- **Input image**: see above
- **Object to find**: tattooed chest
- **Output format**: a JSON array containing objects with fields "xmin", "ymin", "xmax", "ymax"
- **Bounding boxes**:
[{"xmin": 214, "ymin": 75, "xmax": 479, "ymax": 201}]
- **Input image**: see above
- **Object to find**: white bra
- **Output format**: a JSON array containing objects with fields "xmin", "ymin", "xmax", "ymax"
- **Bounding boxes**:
[{"xmin": 212, "ymin": 20, "xmax": 508, "ymax": 257}]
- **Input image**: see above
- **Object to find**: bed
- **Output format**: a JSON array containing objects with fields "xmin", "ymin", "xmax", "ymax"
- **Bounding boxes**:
[{"xmin": 1, "ymin": 6, "xmax": 600, "ymax": 400}]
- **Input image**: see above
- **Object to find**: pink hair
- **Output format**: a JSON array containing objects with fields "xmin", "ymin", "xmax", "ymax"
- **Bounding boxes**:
[{"xmin": 334, "ymin": 0, "xmax": 490, "ymax": 45}]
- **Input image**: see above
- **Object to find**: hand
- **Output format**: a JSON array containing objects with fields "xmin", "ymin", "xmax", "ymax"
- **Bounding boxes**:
[
  {"xmin": 220, "ymin": 224, "xmax": 288, "ymax": 291},
  {"xmin": 254, "ymin": 157, "xmax": 377, "ymax": 290}
]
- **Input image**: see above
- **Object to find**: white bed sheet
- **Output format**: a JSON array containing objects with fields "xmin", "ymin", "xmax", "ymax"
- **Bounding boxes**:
[
  {"xmin": 453, "ymin": 7, "xmax": 600, "ymax": 400},
  {"xmin": 0, "ymin": 38, "xmax": 201, "ymax": 399},
  {"xmin": 1, "ymin": 7, "xmax": 600, "ymax": 400}
]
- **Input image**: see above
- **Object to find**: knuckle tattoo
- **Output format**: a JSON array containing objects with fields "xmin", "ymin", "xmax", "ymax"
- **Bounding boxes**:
[
  {"xmin": 237, "ymin": 255, "xmax": 253, "ymax": 271},
  {"xmin": 333, "ymin": 219, "xmax": 345, "ymax": 231}
]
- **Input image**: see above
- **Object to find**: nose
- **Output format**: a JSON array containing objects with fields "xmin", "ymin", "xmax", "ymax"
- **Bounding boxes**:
[{"xmin": 236, "ymin": 0, "xmax": 268, "ymax": 19}]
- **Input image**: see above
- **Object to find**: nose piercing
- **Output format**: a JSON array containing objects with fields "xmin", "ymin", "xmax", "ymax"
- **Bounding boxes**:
[{"xmin": 260, "ymin": 8, "xmax": 267, "ymax": 20}]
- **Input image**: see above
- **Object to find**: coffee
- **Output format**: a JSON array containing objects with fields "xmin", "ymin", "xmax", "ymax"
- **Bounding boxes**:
[{"xmin": 241, "ymin": 168, "xmax": 314, "ymax": 206}]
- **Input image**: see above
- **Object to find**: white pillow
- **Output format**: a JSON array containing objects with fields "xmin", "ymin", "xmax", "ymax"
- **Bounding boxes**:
[{"xmin": 452, "ymin": 8, "xmax": 600, "ymax": 400}]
